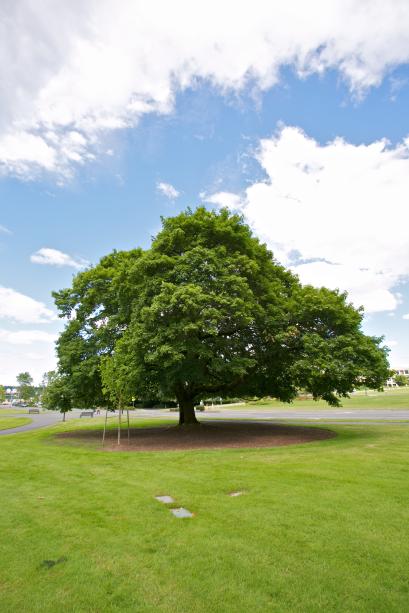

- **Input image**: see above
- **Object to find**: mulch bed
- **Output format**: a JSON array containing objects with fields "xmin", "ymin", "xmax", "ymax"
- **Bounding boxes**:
[{"xmin": 57, "ymin": 421, "xmax": 335, "ymax": 452}]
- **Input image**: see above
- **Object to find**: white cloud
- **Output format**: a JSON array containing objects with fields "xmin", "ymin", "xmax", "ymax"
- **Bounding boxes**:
[
  {"xmin": 30, "ymin": 248, "xmax": 88, "ymax": 269},
  {"xmin": 0, "ymin": 224, "xmax": 11, "ymax": 234},
  {"xmin": 0, "ymin": 287, "xmax": 56, "ymax": 323},
  {"xmin": 204, "ymin": 191, "xmax": 243, "ymax": 209},
  {"xmin": 0, "ymin": 329, "xmax": 57, "ymax": 345},
  {"xmin": 0, "ymin": 129, "xmax": 91, "ymax": 180},
  {"xmin": 157, "ymin": 181, "xmax": 180, "ymax": 200},
  {"xmin": 293, "ymin": 262, "xmax": 399, "ymax": 313},
  {"xmin": 211, "ymin": 126, "xmax": 409, "ymax": 313},
  {"xmin": 0, "ymin": 132, "xmax": 56, "ymax": 173},
  {"xmin": 0, "ymin": 325, "xmax": 61, "ymax": 385},
  {"xmin": 0, "ymin": 339, "xmax": 57, "ymax": 386},
  {"xmin": 403, "ymin": 314, "xmax": 409, "ymax": 320},
  {"xmin": 1, "ymin": 0, "xmax": 409, "ymax": 178}
]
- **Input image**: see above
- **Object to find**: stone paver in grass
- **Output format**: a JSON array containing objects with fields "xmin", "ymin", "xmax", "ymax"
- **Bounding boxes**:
[
  {"xmin": 155, "ymin": 495, "xmax": 175, "ymax": 504},
  {"xmin": 229, "ymin": 491, "xmax": 244, "ymax": 497},
  {"xmin": 171, "ymin": 507, "xmax": 194, "ymax": 518}
]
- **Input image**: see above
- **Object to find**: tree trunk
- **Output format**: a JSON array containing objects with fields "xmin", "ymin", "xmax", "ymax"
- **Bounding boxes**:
[
  {"xmin": 178, "ymin": 398, "xmax": 199, "ymax": 426},
  {"xmin": 62, "ymin": 412, "xmax": 66, "ymax": 422}
]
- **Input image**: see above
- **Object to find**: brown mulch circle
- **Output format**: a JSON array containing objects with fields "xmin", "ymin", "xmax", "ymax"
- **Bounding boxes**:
[{"xmin": 57, "ymin": 422, "xmax": 336, "ymax": 452}]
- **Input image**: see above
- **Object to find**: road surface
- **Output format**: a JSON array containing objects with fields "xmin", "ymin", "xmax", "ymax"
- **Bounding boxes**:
[
  {"xmin": 1, "ymin": 406, "xmax": 409, "ymax": 436},
  {"xmin": 201, "ymin": 408, "xmax": 409, "ymax": 422}
]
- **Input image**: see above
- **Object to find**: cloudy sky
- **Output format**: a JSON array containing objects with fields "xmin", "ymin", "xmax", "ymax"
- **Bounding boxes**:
[{"xmin": 1, "ymin": 0, "xmax": 409, "ymax": 383}]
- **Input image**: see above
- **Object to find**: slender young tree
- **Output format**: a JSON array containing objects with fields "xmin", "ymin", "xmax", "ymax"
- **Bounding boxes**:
[{"xmin": 100, "ymin": 354, "xmax": 128, "ymax": 413}]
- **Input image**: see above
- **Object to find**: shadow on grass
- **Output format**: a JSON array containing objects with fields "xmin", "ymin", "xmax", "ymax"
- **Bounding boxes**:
[
  {"xmin": 45, "ymin": 420, "xmax": 339, "ymax": 453},
  {"xmin": 33, "ymin": 417, "xmax": 397, "ymax": 460}
]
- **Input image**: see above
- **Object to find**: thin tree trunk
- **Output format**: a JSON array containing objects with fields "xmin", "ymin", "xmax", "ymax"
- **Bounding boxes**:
[{"xmin": 178, "ymin": 398, "xmax": 199, "ymax": 426}]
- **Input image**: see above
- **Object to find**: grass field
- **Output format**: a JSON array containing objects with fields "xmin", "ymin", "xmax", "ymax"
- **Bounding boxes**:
[
  {"xmin": 244, "ymin": 386, "xmax": 409, "ymax": 410},
  {"xmin": 0, "ymin": 407, "xmax": 28, "ymax": 415},
  {"xmin": 1, "ymin": 418, "xmax": 409, "ymax": 612},
  {"xmin": 0, "ymin": 417, "xmax": 31, "ymax": 430}
]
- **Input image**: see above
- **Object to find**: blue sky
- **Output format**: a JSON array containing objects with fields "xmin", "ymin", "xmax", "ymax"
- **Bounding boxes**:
[{"xmin": 1, "ymin": 1, "xmax": 409, "ymax": 383}]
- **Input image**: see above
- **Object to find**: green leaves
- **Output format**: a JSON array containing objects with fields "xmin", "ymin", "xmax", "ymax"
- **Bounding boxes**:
[
  {"xmin": 53, "ymin": 249, "xmax": 142, "ymax": 407},
  {"xmin": 42, "ymin": 372, "xmax": 72, "ymax": 413},
  {"xmin": 16, "ymin": 372, "xmax": 34, "ymax": 403},
  {"xmin": 53, "ymin": 207, "xmax": 390, "ymax": 411}
]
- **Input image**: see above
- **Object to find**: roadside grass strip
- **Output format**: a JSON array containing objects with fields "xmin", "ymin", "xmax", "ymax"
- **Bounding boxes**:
[
  {"xmin": 245, "ymin": 386, "xmax": 409, "ymax": 410},
  {"xmin": 0, "ymin": 417, "xmax": 32, "ymax": 430}
]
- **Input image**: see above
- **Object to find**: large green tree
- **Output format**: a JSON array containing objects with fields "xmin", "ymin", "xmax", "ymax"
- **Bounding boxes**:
[{"xmin": 54, "ymin": 208, "xmax": 389, "ymax": 425}]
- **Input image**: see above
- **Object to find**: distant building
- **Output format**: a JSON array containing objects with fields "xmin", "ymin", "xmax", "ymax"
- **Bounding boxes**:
[
  {"xmin": 386, "ymin": 368, "xmax": 409, "ymax": 387},
  {"xmin": 1, "ymin": 386, "xmax": 18, "ymax": 402},
  {"xmin": 394, "ymin": 368, "xmax": 409, "ymax": 377}
]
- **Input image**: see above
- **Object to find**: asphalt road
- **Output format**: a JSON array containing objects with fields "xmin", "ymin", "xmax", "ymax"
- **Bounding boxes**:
[
  {"xmin": 201, "ymin": 408, "xmax": 409, "ymax": 421},
  {"xmin": 1, "ymin": 406, "xmax": 409, "ymax": 436},
  {"xmin": 0, "ymin": 411, "xmax": 63, "ymax": 436}
]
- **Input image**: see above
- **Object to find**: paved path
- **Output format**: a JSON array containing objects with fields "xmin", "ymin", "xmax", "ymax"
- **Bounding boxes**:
[
  {"xmin": 1, "ymin": 407, "xmax": 409, "ymax": 436},
  {"xmin": 0, "ymin": 411, "xmax": 63, "ymax": 436}
]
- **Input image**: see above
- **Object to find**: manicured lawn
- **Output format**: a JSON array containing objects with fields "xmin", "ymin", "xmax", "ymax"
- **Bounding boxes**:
[
  {"xmin": 1, "ymin": 419, "xmax": 409, "ymax": 612},
  {"xmin": 0, "ymin": 417, "xmax": 31, "ymax": 430},
  {"xmin": 0, "ymin": 407, "xmax": 28, "ymax": 415},
  {"xmin": 245, "ymin": 386, "xmax": 409, "ymax": 410}
]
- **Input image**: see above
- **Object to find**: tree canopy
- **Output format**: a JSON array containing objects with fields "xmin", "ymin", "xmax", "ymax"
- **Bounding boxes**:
[
  {"xmin": 53, "ymin": 207, "xmax": 389, "ymax": 424},
  {"xmin": 16, "ymin": 372, "xmax": 34, "ymax": 403},
  {"xmin": 393, "ymin": 374, "xmax": 408, "ymax": 387},
  {"xmin": 41, "ymin": 371, "xmax": 72, "ymax": 421}
]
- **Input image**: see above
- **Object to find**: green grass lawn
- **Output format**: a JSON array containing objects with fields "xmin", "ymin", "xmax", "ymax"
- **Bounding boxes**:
[
  {"xmin": 0, "ymin": 417, "xmax": 31, "ymax": 430},
  {"xmin": 1, "ymin": 419, "xmax": 409, "ymax": 612},
  {"xmin": 243, "ymin": 386, "xmax": 409, "ymax": 410},
  {"xmin": 0, "ymin": 407, "xmax": 28, "ymax": 415}
]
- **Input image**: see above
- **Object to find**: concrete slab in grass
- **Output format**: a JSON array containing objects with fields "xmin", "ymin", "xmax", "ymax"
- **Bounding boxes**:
[
  {"xmin": 155, "ymin": 495, "xmax": 175, "ymax": 504},
  {"xmin": 171, "ymin": 507, "xmax": 194, "ymax": 518}
]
